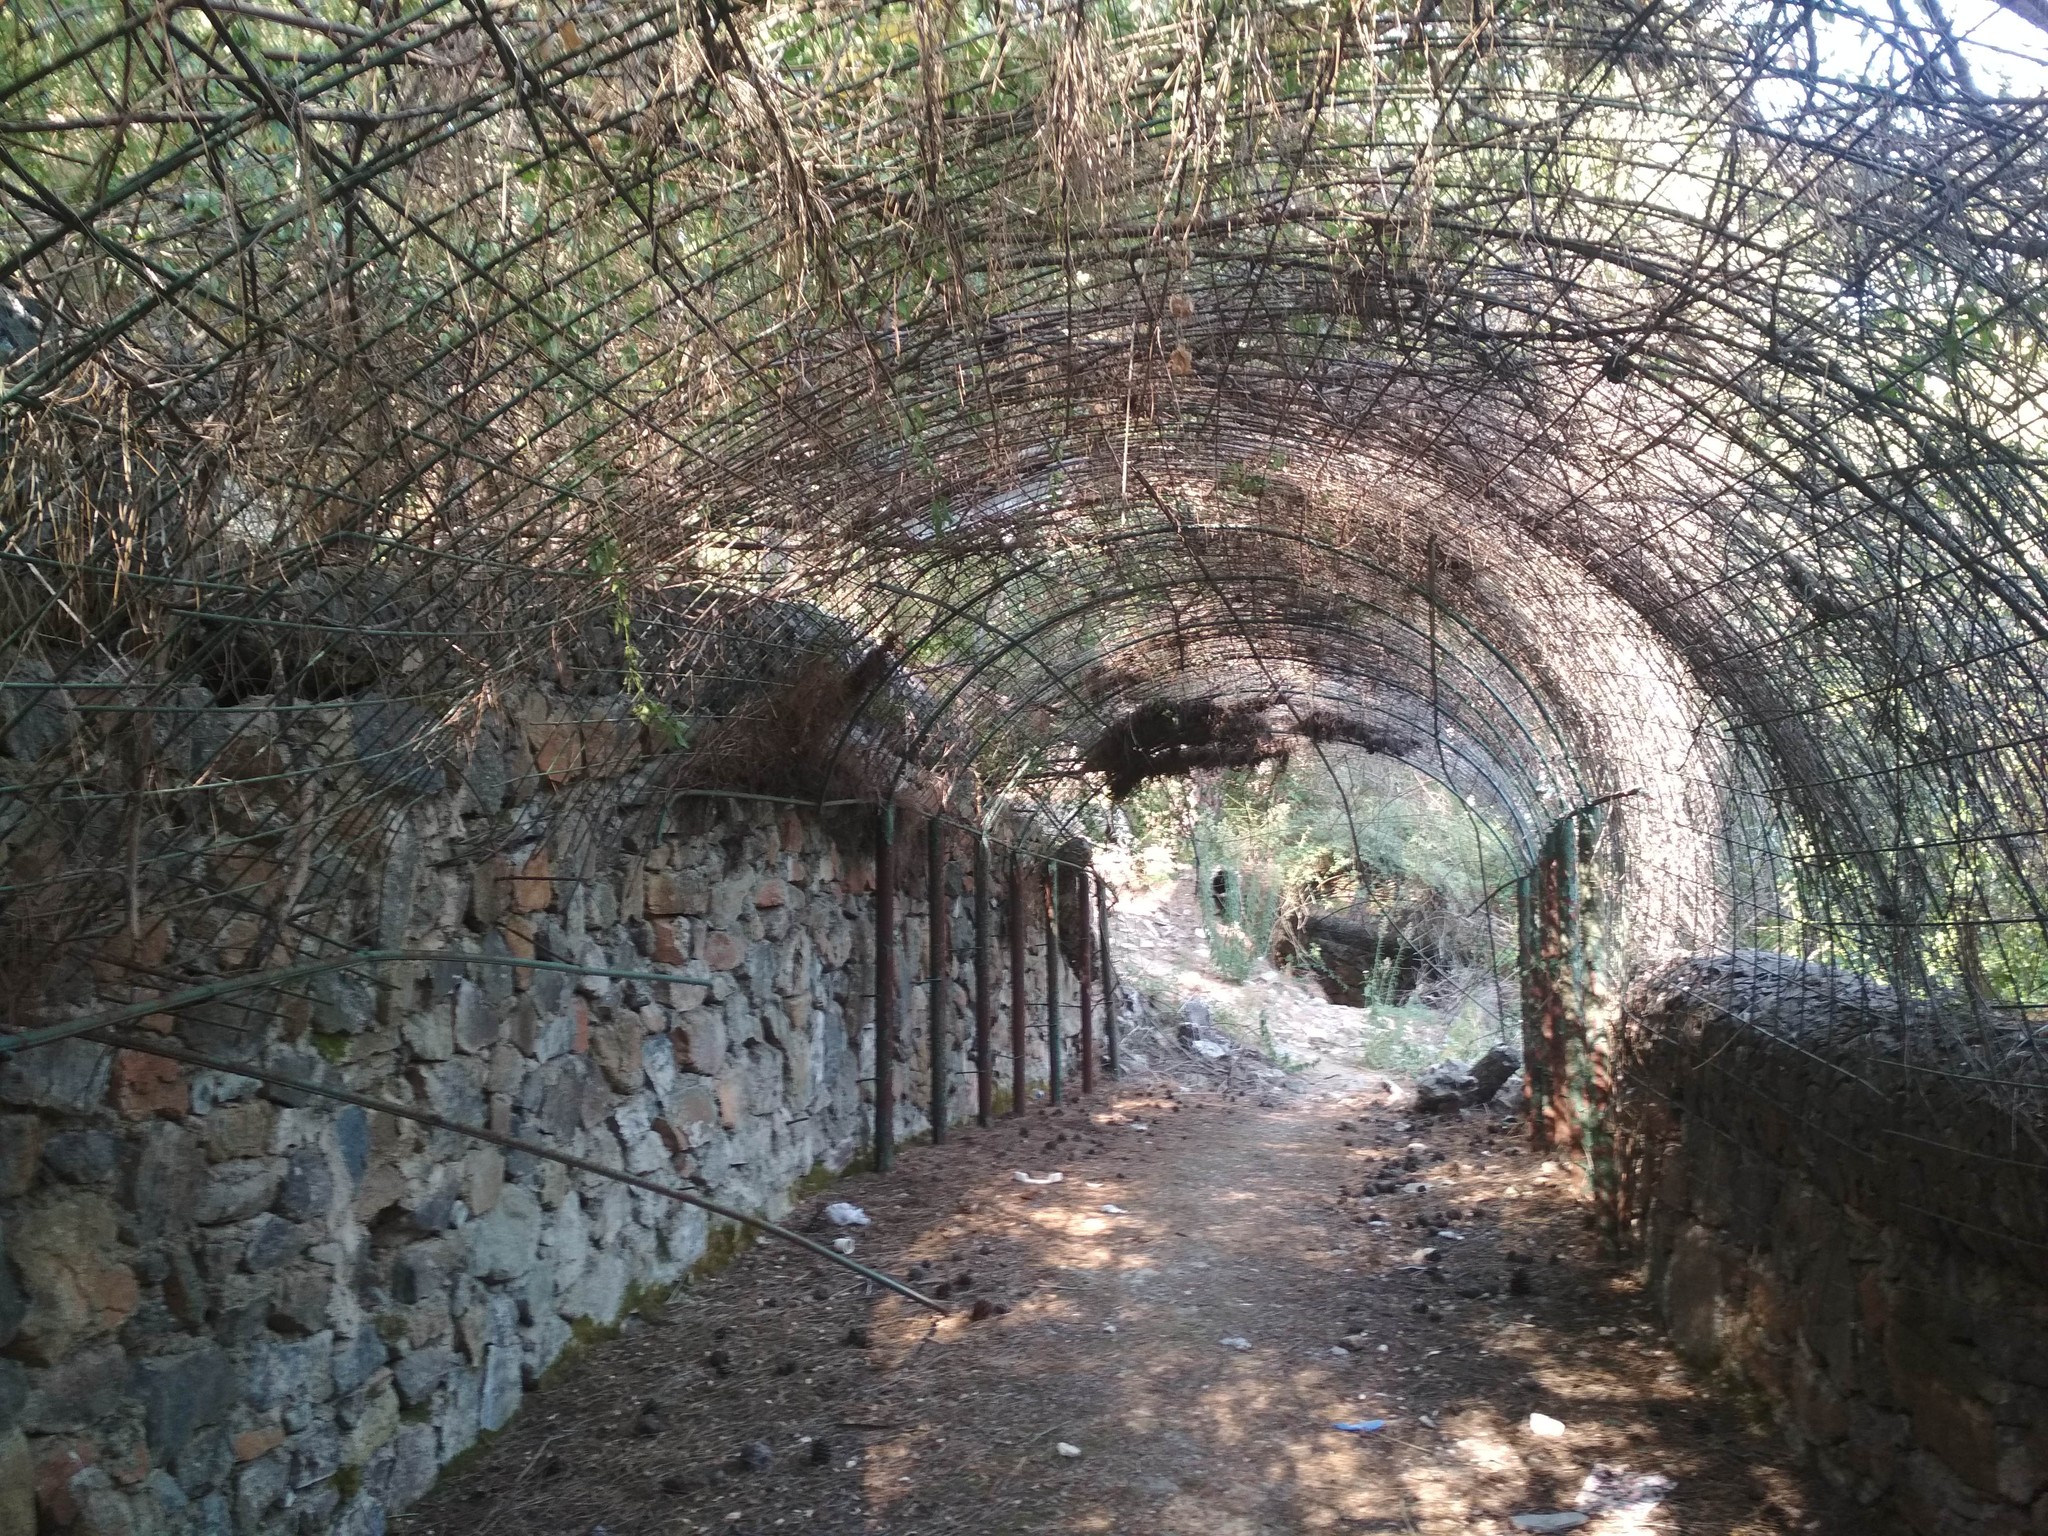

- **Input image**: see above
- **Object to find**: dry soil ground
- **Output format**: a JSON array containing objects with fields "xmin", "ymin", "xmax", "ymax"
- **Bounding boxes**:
[{"xmin": 398, "ymin": 1083, "xmax": 1852, "ymax": 1536}]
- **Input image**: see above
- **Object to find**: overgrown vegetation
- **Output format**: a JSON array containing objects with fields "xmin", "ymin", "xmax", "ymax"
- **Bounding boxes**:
[{"xmin": 1122, "ymin": 749, "xmax": 1516, "ymax": 1037}]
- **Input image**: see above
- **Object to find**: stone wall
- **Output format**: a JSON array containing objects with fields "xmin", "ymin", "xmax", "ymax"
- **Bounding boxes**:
[
  {"xmin": 0, "ymin": 686, "xmax": 1062, "ymax": 1536},
  {"xmin": 1623, "ymin": 953, "xmax": 2048, "ymax": 1535}
]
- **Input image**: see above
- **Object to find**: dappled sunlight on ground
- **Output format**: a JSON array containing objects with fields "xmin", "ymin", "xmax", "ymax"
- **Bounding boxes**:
[{"xmin": 400, "ymin": 1085, "xmax": 1850, "ymax": 1536}]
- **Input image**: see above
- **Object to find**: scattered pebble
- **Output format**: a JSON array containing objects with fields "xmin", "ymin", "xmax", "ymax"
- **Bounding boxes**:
[
  {"xmin": 1529, "ymin": 1412, "xmax": 1567, "ymax": 1439},
  {"xmin": 1055, "ymin": 1442, "xmax": 1082, "ymax": 1459},
  {"xmin": 1220, "ymin": 1336, "xmax": 1252, "ymax": 1351}
]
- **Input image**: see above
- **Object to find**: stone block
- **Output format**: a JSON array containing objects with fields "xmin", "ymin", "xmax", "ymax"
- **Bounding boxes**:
[
  {"xmin": 23, "ymin": 1339, "xmax": 128, "ymax": 1432},
  {"xmin": 0, "ymin": 1038, "xmax": 111, "ymax": 1112},
  {"xmin": 242, "ymin": 1213, "xmax": 307, "ymax": 1272},
  {"xmin": 701, "ymin": 930, "xmax": 745, "ymax": 971},
  {"xmin": 674, "ymin": 1084, "xmax": 718, "ymax": 1134},
  {"xmin": 507, "ymin": 847, "xmax": 553, "ymax": 914},
  {"xmin": 331, "ymin": 1330, "xmax": 390, "ymax": 1397},
  {"xmin": 511, "ymin": 1001, "xmax": 574, "ymax": 1062},
  {"xmin": 716, "ymin": 1075, "xmax": 744, "ymax": 1131},
  {"xmin": 478, "ymin": 1342, "xmax": 520, "ymax": 1433},
  {"xmin": 42, "ymin": 1130, "xmax": 120, "ymax": 1185},
  {"xmin": 384, "ymin": 1421, "xmax": 437, "ymax": 1512},
  {"xmin": 200, "ymin": 1101, "xmax": 274, "ymax": 1164},
  {"xmin": 641, "ymin": 1034, "xmax": 677, "ymax": 1101},
  {"xmin": 245, "ymin": 1331, "xmax": 334, "ymax": 1412},
  {"xmin": 284, "ymin": 1417, "xmax": 339, "ymax": 1490},
  {"xmin": 195, "ymin": 1159, "xmax": 281, "ymax": 1226},
  {"xmin": 0, "ymin": 1114, "xmax": 43, "ymax": 1199},
  {"xmin": 0, "ymin": 1429, "xmax": 33, "ymax": 1536},
  {"xmin": 133, "ymin": 1344, "xmax": 234, "ymax": 1460},
  {"xmin": 391, "ymin": 1345, "xmax": 456, "ymax": 1407},
  {"xmin": 274, "ymin": 1146, "xmax": 334, "ymax": 1223},
  {"xmin": 1913, "ymin": 1378, "xmax": 2003, "ymax": 1498},
  {"xmin": 644, "ymin": 873, "xmax": 710, "ymax": 918},
  {"xmin": 453, "ymin": 980, "xmax": 497, "ymax": 1052},
  {"xmin": 232, "ymin": 1446, "xmax": 286, "ymax": 1525},
  {"xmin": 463, "ymin": 1148, "xmax": 503, "ymax": 1217},
  {"xmin": 266, "ymin": 1266, "xmax": 332, "ymax": 1337},
  {"xmin": 589, "ymin": 1016, "xmax": 643, "ymax": 1093},
  {"xmin": 523, "ymin": 720, "xmax": 582, "ymax": 788},
  {"xmin": 465, "ymin": 1185, "xmax": 541, "ymax": 1282},
  {"xmin": 309, "ymin": 967, "xmax": 376, "ymax": 1036},
  {"xmin": 122, "ymin": 1121, "xmax": 203, "ymax": 1240},
  {"xmin": 110, "ymin": 1050, "xmax": 188, "ymax": 1121},
  {"xmin": 0, "ymin": 1359, "xmax": 23, "ymax": 1436},
  {"xmin": 336, "ymin": 1107, "xmax": 370, "ymax": 1187},
  {"xmin": 230, "ymin": 1426, "xmax": 283, "ymax": 1464},
  {"xmin": 340, "ymin": 1380, "xmax": 399, "ymax": 1466},
  {"xmin": 401, "ymin": 1007, "xmax": 454, "ymax": 1062},
  {"xmin": 418, "ymin": 1056, "xmax": 486, "ymax": 1128},
  {"xmin": 9, "ymin": 1191, "xmax": 139, "ymax": 1362}
]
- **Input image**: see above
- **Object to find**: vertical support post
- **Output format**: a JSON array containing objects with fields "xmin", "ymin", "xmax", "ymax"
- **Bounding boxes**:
[
  {"xmin": 1096, "ymin": 871, "xmax": 1118, "ymax": 1077},
  {"xmin": 1515, "ymin": 806, "xmax": 1622, "ymax": 1253},
  {"xmin": 974, "ymin": 832, "xmax": 993, "ymax": 1128},
  {"xmin": 1077, "ymin": 865, "xmax": 1096, "ymax": 1097},
  {"xmin": 1044, "ymin": 858, "xmax": 1062, "ymax": 1105},
  {"xmin": 928, "ymin": 814, "xmax": 949, "ymax": 1143},
  {"xmin": 1008, "ymin": 855, "xmax": 1028, "ymax": 1116},
  {"xmin": 1568, "ymin": 808, "xmax": 1622, "ymax": 1251},
  {"xmin": 873, "ymin": 802, "xmax": 897, "ymax": 1172}
]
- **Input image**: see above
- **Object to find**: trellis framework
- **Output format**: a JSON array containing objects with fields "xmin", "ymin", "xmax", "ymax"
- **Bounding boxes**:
[{"xmin": 4, "ymin": 0, "xmax": 2048, "ymax": 1152}]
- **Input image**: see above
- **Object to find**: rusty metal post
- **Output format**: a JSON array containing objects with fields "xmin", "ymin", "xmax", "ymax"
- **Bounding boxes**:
[
  {"xmin": 1077, "ymin": 865, "xmax": 1095, "ymax": 1096},
  {"xmin": 974, "ymin": 832, "xmax": 993, "ymax": 1128},
  {"xmin": 1045, "ymin": 858, "xmax": 1062, "ymax": 1105},
  {"xmin": 873, "ymin": 802, "xmax": 897, "ymax": 1172},
  {"xmin": 928, "ymin": 814, "xmax": 949, "ymax": 1143},
  {"xmin": 1096, "ymin": 869, "xmax": 1118, "ymax": 1077},
  {"xmin": 1008, "ymin": 855, "xmax": 1028, "ymax": 1116}
]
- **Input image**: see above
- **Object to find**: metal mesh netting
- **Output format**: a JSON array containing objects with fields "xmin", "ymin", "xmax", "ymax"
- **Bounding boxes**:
[{"xmin": 4, "ymin": 1, "xmax": 2048, "ymax": 1116}]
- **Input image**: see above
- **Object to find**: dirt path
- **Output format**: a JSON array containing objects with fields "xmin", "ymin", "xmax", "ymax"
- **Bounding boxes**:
[{"xmin": 399, "ymin": 1087, "xmax": 1848, "ymax": 1536}]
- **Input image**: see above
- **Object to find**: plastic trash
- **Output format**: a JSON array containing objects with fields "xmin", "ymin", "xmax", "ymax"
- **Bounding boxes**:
[
  {"xmin": 824, "ymin": 1202, "xmax": 871, "ymax": 1227},
  {"xmin": 1220, "ymin": 1336, "xmax": 1252, "ymax": 1351},
  {"xmin": 1576, "ymin": 1464, "xmax": 1676, "ymax": 1517},
  {"xmin": 830, "ymin": 1237, "xmax": 856, "ymax": 1254},
  {"xmin": 1100, "ymin": 1203, "xmax": 1128, "ymax": 1214},
  {"xmin": 1527, "ymin": 1412, "xmax": 1567, "ymax": 1438},
  {"xmin": 1055, "ymin": 1442, "xmax": 1082, "ymax": 1458},
  {"xmin": 1332, "ymin": 1419, "xmax": 1387, "ymax": 1433},
  {"xmin": 1509, "ymin": 1516, "xmax": 1589, "ymax": 1533},
  {"xmin": 1014, "ymin": 1170, "xmax": 1064, "ymax": 1184}
]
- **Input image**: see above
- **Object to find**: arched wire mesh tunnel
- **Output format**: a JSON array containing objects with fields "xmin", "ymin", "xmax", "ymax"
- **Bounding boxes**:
[{"xmin": 4, "ymin": 0, "xmax": 2048, "ymax": 1530}]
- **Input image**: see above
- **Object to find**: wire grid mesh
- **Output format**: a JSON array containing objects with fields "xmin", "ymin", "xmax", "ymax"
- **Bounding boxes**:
[{"xmin": 3, "ymin": 1, "xmax": 2047, "ymax": 1165}]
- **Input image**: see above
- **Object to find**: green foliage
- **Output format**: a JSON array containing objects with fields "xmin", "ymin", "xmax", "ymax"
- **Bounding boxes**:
[
  {"xmin": 1193, "ymin": 832, "xmax": 1283, "ymax": 981},
  {"xmin": 588, "ymin": 534, "xmax": 691, "ymax": 750}
]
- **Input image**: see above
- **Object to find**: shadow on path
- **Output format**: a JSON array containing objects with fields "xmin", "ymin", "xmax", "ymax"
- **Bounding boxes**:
[{"xmin": 400, "ymin": 1088, "xmax": 1850, "ymax": 1536}]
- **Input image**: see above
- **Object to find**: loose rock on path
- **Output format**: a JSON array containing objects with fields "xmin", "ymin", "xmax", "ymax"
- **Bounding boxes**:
[{"xmin": 398, "ymin": 1087, "xmax": 1850, "ymax": 1535}]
